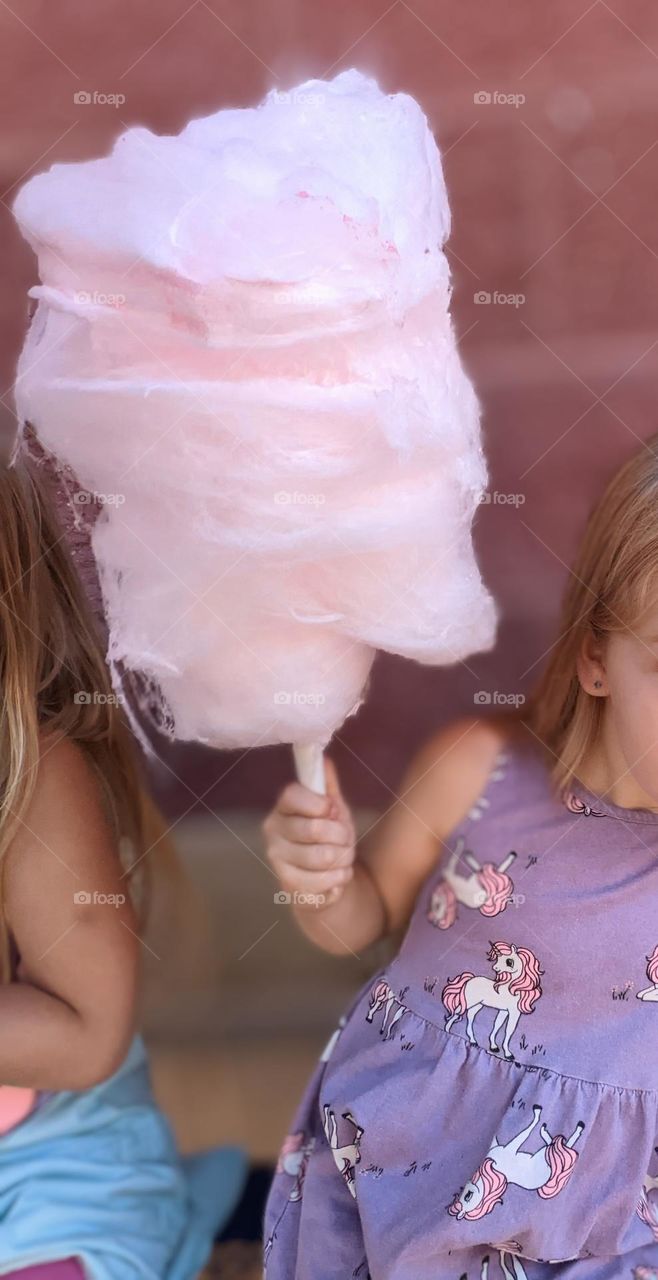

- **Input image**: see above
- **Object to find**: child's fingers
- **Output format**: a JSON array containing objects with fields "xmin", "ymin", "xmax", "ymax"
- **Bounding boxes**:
[
  {"xmin": 277, "ymin": 841, "xmax": 354, "ymax": 873},
  {"xmin": 276, "ymin": 865, "xmax": 354, "ymax": 897},
  {"xmin": 277, "ymin": 781, "xmax": 331, "ymax": 819},
  {"xmin": 279, "ymin": 814, "xmax": 351, "ymax": 848},
  {"xmin": 323, "ymin": 757, "xmax": 355, "ymax": 830},
  {"xmin": 323, "ymin": 756, "xmax": 343, "ymax": 804}
]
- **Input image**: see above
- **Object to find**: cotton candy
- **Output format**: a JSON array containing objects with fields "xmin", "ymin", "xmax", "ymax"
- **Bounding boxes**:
[{"xmin": 11, "ymin": 69, "xmax": 496, "ymax": 760}]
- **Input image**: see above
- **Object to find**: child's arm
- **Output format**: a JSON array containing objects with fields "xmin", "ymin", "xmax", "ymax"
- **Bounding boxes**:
[
  {"xmin": 263, "ymin": 716, "xmax": 506, "ymax": 956},
  {"xmin": 0, "ymin": 735, "xmax": 139, "ymax": 1091}
]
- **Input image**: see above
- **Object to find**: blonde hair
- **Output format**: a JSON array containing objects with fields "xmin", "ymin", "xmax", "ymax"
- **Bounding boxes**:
[
  {"xmin": 0, "ymin": 455, "xmax": 145, "ymax": 976},
  {"xmin": 519, "ymin": 434, "xmax": 658, "ymax": 791}
]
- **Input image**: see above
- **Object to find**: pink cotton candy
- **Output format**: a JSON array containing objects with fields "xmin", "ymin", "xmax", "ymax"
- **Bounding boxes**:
[{"xmin": 11, "ymin": 69, "xmax": 497, "ymax": 753}]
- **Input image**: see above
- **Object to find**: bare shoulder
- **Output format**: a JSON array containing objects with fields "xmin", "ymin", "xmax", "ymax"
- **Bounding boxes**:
[
  {"xmin": 403, "ymin": 715, "xmax": 511, "ymax": 839},
  {"xmin": 35, "ymin": 732, "xmax": 101, "ymax": 795},
  {"xmin": 31, "ymin": 733, "xmax": 110, "ymax": 827},
  {"xmin": 6, "ymin": 732, "xmax": 120, "ymax": 889}
]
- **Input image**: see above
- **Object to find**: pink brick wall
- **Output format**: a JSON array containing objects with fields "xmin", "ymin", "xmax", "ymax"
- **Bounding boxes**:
[{"xmin": 1, "ymin": 0, "xmax": 657, "ymax": 810}]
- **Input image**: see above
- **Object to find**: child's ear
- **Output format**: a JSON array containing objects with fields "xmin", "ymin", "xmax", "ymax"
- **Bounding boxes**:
[{"xmin": 576, "ymin": 626, "xmax": 608, "ymax": 697}]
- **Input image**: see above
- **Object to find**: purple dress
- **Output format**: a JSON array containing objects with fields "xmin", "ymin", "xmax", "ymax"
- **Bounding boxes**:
[{"xmin": 264, "ymin": 736, "xmax": 658, "ymax": 1279}]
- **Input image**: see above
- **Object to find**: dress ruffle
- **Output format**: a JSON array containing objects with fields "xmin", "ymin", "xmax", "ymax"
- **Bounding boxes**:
[{"xmin": 266, "ymin": 973, "xmax": 658, "ymax": 1276}]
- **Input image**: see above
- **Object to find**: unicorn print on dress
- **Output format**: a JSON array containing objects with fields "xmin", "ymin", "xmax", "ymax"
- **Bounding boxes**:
[
  {"xmin": 442, "ymin": 942, "xmax": 543, "ymax": 1060},
  {"xmin": 562, "ymin": 790, "xmax": 606, "ymax": 817},
  {"xmin": 428, "ymin": 839, "xmax": 517, "ymax": 930},
  {"xmin": 320, "ymin": 1015, "xmax": 347, "ymax": 1061},
  {"xmin": 637, "ymin": 946, "xmax": 658, "ymax": 1001},
  {"xmin": 458, "ymin": 1254, "xmax": 529, "ymax": 1280},
  {"xmin": 465, "ymin": 751, "xmax": 509, "ymax": 821},
  {"xmin": 276, "ymin": 1131, "xmax": 315, "ymax": 1201},
  {"xmin": 322, "ymin": 1105, "xmax": 364, "ymax": 1199},
  {"xmin": 637, "ymin": 1168, "xmax": 658, "ymax": 1241},
  {"xmin": 366, "ymin": 979, "xmax": 408, "ymax": 1040},
  {"xmin": 449, "ymin": 1105, "xmax": 584, "ymax": 1220}
]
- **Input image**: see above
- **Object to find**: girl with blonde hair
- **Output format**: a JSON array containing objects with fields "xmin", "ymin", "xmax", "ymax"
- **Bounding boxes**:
[
  {"xmin": 263, "ymin": 437, "xmax": 658, "ymax": 1277},
  {"xmin": 0, "ymin": 455, "xmax": 227, "ymax": 1279}
]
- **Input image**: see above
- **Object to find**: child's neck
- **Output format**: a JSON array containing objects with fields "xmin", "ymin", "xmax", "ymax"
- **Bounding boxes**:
[{"xmin": 578, "ymin": 731, "xmax": 658, "ymax": 813}]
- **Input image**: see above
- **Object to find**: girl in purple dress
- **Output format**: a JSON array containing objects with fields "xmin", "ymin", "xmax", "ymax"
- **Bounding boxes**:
[{"xmin": 262, "ymin": 437, "xmax": 658, "ymax": 1278}]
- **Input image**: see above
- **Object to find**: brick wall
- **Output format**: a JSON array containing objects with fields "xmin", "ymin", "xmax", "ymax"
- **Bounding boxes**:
[{"xmin": 1, "ymin": 0, "xmax": 657, "ymax": 811}]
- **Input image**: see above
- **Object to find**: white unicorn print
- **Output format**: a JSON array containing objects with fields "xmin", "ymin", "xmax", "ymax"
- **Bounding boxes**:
[
  {"xmin": 449, "ymin": 1104, "xmax": 584, "ymax": 1220},
  {"xmin": 320, "ymin": 1015, "xmax": 347, "ymax": 1061},
  {"xmin": 429, "ymin": 839, "xmax": 517, "ymax": 930},
  {"xmin": 275, "ymin": 1131, "xmax": 315, "ymax": 1201},
  {"xmin": 637, "ymin": 1169, "xmax": 658, "ymax": 1241},
  {"xmin": 459, "ymin": 1254, "xmax": 529, "ymax": 1280},
  {"xmin": 637, "ymin": 945, "xmax": 658, "ymax": 1001},
  {"xmin": 322, "ymin": 1105, "xmax": 364, "ymax": 1199},
  {"xmin": 466, "ymin": 751, "xmax": 509, "ymax": 821},
  {"xmin": 442, "ymin": 941, "xmax": 543, "ymax": 1060},
  {"xmin": 366, "ymin": 979, "xmax": 408, "ymax": 1040}
]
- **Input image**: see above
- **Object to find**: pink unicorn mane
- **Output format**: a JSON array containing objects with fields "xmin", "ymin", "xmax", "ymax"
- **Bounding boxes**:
[
  {"xmin": 538, "ymin": 1135, "xmax": 578, "ymax": 1199},
  {"xmin": 442, "ymin": 971, "xmax": 474, "ymax": 1016},
  {"xmin": 448, "ymin": 1158, "xmax": 507, "ymax": 1219},
  {"xmin": 428, "ymin": 879, "xmax": 457, "ymax": 929},
  {"xmin": 477, "ymin": 863, "xmax": 514, "ymax": 917},
  {"xmin": 646, "ymin": 944, "xmax": 658, "ymax": 986},
  {"xmin": 488, "ymin": 941, "xmax": 543, "ymax": 1013}
]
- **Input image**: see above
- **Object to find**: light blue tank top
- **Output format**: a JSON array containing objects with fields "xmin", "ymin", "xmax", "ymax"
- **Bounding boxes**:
[{"xmin": 0, "ymin": 1035, "xmax": 240, "ymax": 1279}]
